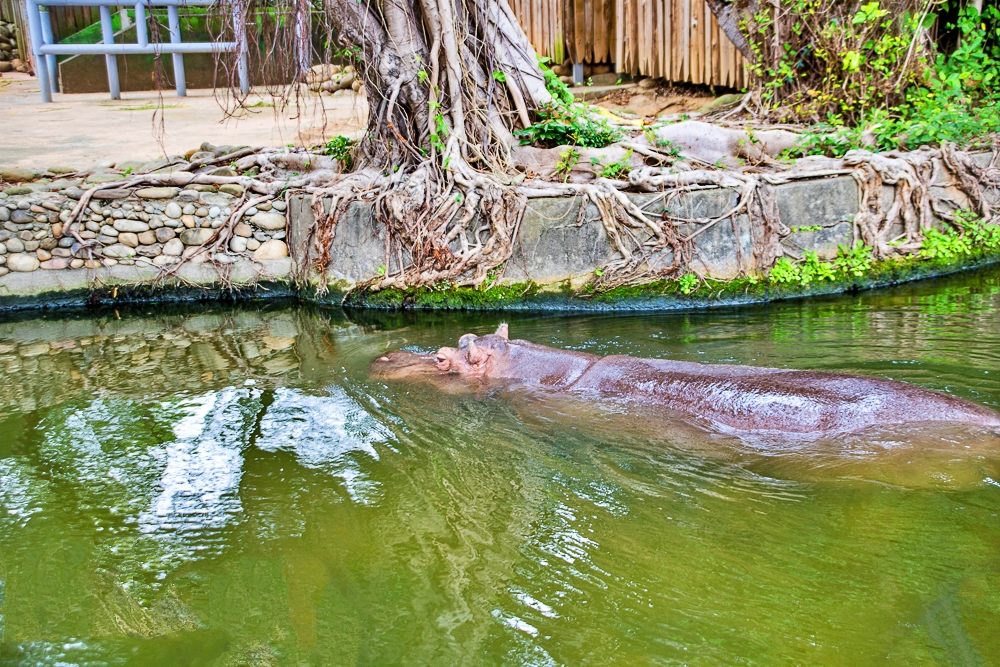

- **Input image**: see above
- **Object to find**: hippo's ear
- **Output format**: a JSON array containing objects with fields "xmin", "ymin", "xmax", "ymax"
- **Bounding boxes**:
[
  {"xmin": 467, "ymin": 339, "xmax": 489, "ymax": 366},
  {"xmin": 495, "ymin": 323, "xmax": 509, "ymax": 340}
]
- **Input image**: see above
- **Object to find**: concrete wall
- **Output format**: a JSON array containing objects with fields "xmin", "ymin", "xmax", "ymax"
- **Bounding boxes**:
[{"xmin": 288, "ymin": 175, "xmax": 863, "ymax": 290}]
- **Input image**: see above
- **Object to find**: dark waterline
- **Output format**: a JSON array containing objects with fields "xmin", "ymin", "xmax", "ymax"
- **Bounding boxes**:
[{"xmin": 1, "ymin": 267, "xmax": 999, "ymax": 665}]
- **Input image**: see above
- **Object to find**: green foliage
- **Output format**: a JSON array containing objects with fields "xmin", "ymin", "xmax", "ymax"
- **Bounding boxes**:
[
  {"xmin": 537, "ymin": 57, "xmax": 574, "ymax": 105},
  {"xmin": 678, "ymin": 273, "xmax": 700, "ymax": 295},
  {"xmin": 596, "ymin": 149, "xmax": 634, "ymax": 179},
  {"xmin": 515, "ymin": 103, "xmax": 622, "ymax": 148},
  {"xmin": 769, "ymin": 257, "xmax": 802, "ymax": 284},
  {"xmin": 833, "ymin": 241, "xmax": 874, "ymax": 277},
  {"xmin": 958, "ymin": 209, "xmax": 1000, "ymax": 249},
  {"xmin": 554, "ymin": 148, "xmax": 580, "ymax": 181},
  {"xmin": 917, "ymin": 211, "xmax": 1000, "ymax": 260},
  {"xmin": 322, "ymin": 135, "xmax": 356, "ymax": 170},
  {"xmin": 775, "ymin": 4, "xmax": 1000, "ymax": 155},
  {"xmin": 769, "ymin": 244, "xmax": 872, "ymax": 285},
  {"xmin": 789, "ymin": 225, "xmax": 823, "ymax": 232}
]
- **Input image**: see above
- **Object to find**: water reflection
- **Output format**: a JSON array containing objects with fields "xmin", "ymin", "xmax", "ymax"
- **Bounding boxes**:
[{"xmin": 0, "ymin": 266, "xmax": 999, "ymax": 664}]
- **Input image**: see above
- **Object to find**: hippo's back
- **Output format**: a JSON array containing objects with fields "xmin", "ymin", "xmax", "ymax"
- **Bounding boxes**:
[{"xmin": 570, "ymin": 356, "xmax": 1000, "ymax": 434}]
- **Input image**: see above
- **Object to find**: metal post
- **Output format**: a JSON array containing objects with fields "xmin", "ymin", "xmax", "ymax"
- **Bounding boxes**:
[
  {"xmin": 99, "ymin": 4, "xmax": 120, "ymax": 99},
  {"xmin": 39, "ymin": 7, "xmax": 59, "ymax": 94},
  {"xmin": 572, "ymin": 62, "xmax": 584, "ymax": 85},
  {"xmin": 232, "ymin": 3, "xmax": 248, "ymax": 94},
  {"xmin": 25, "ymin": 0, "xmax": 53, "ymax": 102},
  {"xmin": 134, "ymin": 3, "xmax": 147, "ymax": 48},
  {"xmin": 166, "ymin": 5, "xmax": 185, "ymax": 96}
]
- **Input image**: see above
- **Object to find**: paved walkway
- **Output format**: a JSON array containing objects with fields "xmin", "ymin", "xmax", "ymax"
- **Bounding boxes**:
[{"xmin": 0, "ymin": 73, "xmax": 367, "ymax": 170}]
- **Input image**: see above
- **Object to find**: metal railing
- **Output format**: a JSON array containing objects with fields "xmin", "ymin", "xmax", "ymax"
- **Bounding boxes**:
[{"xmin": 25, "ymin": 0, "xmax": 249, "ymax": 102}]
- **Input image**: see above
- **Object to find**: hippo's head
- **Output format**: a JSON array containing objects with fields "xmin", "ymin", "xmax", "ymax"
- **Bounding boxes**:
[
  {"xmin": 370, "ymin": 324, "xmax": 510, "ymax": 381},
  {"xmin": 371, "ymin": 324, "xmax": 598, "ymax": 390}
]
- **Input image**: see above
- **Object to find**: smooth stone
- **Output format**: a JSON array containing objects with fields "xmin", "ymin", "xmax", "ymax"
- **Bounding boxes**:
[
  {"xmin": 136, "ymin": 244, "xmax": 162, "ymax": 257},
  {"xmin": 244, "ymin": 207, "xmax": 258, "ymax": 216},
  {"xmin": 0, "ymin": 207, "xmax": 8, "ymax": 222},
  {"xmin": 86, "ymin": 173, "xmax": 124, "ymax": 184},
  {"xmin": 5, "ymin": 238, "xmax": 24, "ymax": 252},
  {"xmin": 40, "ymin": 258, "xmax": 70, "ymax": 270},
  {"xmin": 52, "ymin": 247, "xmax": 72, "ymax": 258},
  {"xmin": 97, "ymin": 235, "xmax": 118, "ymax": 245},
  {"xmin": 3, "ymin": 187, "xmax": 33, "ymax": 196},
  {"xmin": 0, "ymin": 242, "xmax": 6, "ymax": 253},
  {"xmin": 113, "ymin": 219, "xmax": 150, "ymax": 233},
  {"xmin": 10, "ymin": 210, "xmax": 33, "ymax": 224},
  {"xmin": 272, "ymin": 201, "xmax": 287, "ymax": 212},
  {"xmin": 249, "ymin": 212, "xmax": 286, "ymax": 231},
  {"xmin": 209, "ymin": 206, "xmax": 222, "ymax": 218},
  {"xmin": 189, "ymin": 184, "xmax": 217, "ymax": 192},
  {"xmin": 64, "ymin": 188, "xmax": 86, "ymax": 200},
  {"xmin": 229, "ymin": 236, "xmax": 248, "ymax": 253},
  {"xmin": 48, "ymin": 166, "xmax": 78, "ymax": 175},
  {"xmin": 209, "ymin": 167, "xmax": 237, "ymax": 177},
  {"xmin": 180, "ymin": 228, "xmax": 213, "ymax": 245},
  {"xmin": 182, "ymin": 246, "xmax": 209, "ymax": 263},
  {"xmin": 182, "ymin": 203, "xmax": 196, "ymax": 215},
  {"xmin": 137, "ymin": 231, "xmax": 157, "ymax": 245},
  {"xmin": 135, "ymin": 187, "xmax": 178, "ymax": 200},
  {"xmin": 234, "ymin": 223, "xmax": 253, "ymax": 237},
  {"xmin": 181, "ymin": 215, "xmax": 197, "ymax": 228},
  {"xmin": 100, "ymin": 225, "xmax": 119, "ymax": 237},
  {"xmin": 210, "ymin": 219, "xmax": 223, "ymax": 228},
  {"xmin": 179, "ymin": 190, "xmax": 200, "ymax": 202},
  {"xmin": 200, "ymin": 192, "xmax": 234, "ymax": 206},
  {"xmin": 195, "ymin": 207, "xmax": 209, "ymax": 217},
  {"xmin": 23, "ymin": 240, "xmax": 39, "ymax": 252},
  {"xmin": 7, "ymin": 253, "xmax": 40, "ymax": 272},
  {"xmin": 189, "ymin": 151, "xmax": 215, "ymax": 162},
  {"xmin": 164, "ymin": 202, "xmax": 183, "ymax": 219},
  {"xmin": 155, "ymin": 227, "xmax": 177, "ymax": 243},
  {"xmin": 93, "ymin": 188, "xmax": 133, "ymax": 200},
  {"xmin": 219, "ymin": 184, "xmax": 244, "ymax": 197},
  {"xmin": 253, "ymin": 239, "xmax": 288, "ymax": 260},
  {"xmin": 70, "ymin": 258, "xmax": 85, "ymax": 269},
  {"xmin": 256, "ymin": 201, "xmax": 272, "ymax": 211},
  {"xmin": 152, "ymin": 254, "xmax": 177, "ymax": 266},
  {"xmin": 118, "ymin": 232, "xmax": 139, "ymax": 247},
  {"xmin": 35, "ymin": 248, "xmax": 52, "ymax": 261},
  {"xmin": 162, "ymin": 238, "xmax": 184, "ymax": 255},
  {"xmin": 0, "ymin": 167, "xmax": 39, "ymax": 182},
  {"xmin": 212, "ymin": 252, "xmax": 237, "ymax": 264},
  {"xmin": 246, "ymin": 238, "xmax": 261, "ymax": 251},
  {"xmin": 103, "ymin": 243, "xmax": 136, "ymax": 258}
]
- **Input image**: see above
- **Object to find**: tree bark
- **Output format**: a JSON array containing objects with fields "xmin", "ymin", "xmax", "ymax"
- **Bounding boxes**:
[{"xmin": 704, "ymin": 0, "xmax": 755, "ymax": 62}]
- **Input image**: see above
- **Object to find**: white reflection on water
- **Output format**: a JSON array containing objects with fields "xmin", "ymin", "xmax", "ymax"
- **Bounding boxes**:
[
  {"xmin": 256, "ymin": 386, "xmax": 389, "ymax": 504},
  {"xmin": 140, "ymin": 389, "xmax": 256, "ymax": 540}
]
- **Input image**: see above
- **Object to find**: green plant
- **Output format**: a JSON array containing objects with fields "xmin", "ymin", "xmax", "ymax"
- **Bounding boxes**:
[
  {"xmin": 598, "ymin": 149, "xmax": 634, "ymax": 179},
  {"xmin": 799, "ymin": 250, "xmax": 838, "ymax": 284},
  {"xmin": 515, "ymin": 103, "xmax": 622, "ymax": 148},
  {"xmin": 833, "ymin": 241, "xmax": 874, "ymax": 277},
  {"xmin": 537, "ymin": 57, "xmax": 574, "ymax": 105},
  {"xmin": 678, "ymin": 273, "xmax": 700, "ymax": 295},
  {"xmin": 554, "ymin": 147, "xmax": 580, "ymax": 181},
  {"xmin": 789, "ymin": 225, "xmax": 823, "ymax": 232},
  {"xmin": 956, "ymin": 209, "xmax": 1000, "ymax": 249},
  {"xmin": 322, "ymin": 135, "xmax": 356, "ymax": 169},
  {"xmin": 919, "ymin": 226, "xmax": 972, "ymax": 260},
  {"xmin": 769, "ymin": 257, "xmax": 802, "ymax": 284}
]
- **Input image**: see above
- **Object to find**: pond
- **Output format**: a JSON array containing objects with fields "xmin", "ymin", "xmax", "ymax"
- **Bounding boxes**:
[{"xmin": 1, "ymin": 268, "xmax": 999, "ymax": 666}]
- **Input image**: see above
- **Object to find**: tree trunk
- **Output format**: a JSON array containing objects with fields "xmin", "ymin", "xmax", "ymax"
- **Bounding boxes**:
[{"xmin": 704, "ymin": 0, "xmax": 755, "ymax": 62}]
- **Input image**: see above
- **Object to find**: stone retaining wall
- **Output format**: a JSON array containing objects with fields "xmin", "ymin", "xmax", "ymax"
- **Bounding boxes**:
[
  {"xmin": 0, "ymin": 159, "xmax": 995, "ymax": 312},
  {"xmin": 0, "ymin": 185, "xmax": 289, "ymax": 271}
]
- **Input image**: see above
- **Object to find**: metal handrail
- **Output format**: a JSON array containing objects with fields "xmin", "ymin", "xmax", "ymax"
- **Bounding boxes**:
[{"xmin": 25, "ymin": 0, "xmax": 249, "ymax": 102}]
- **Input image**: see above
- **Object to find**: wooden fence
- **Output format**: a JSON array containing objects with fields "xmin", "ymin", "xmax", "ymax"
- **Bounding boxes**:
[{"xmin": 511, "ymin": 0, "xmax": 746, "ymax": 88}]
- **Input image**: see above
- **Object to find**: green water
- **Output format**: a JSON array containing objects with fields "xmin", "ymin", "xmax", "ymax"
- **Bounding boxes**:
[{"xmin": 1, "ymin": 269, "xmax": 1000, "ymax": 666}]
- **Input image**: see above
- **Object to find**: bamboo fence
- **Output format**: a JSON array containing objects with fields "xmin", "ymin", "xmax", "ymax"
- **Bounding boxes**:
[{"xmin": 511, "ymin": 0, "xmax": 746, "ymax": 88}]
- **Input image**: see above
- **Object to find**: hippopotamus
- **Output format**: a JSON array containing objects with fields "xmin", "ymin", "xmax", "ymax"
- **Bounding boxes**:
[{"xmin": 371, "ymin": 325, "xmax": 1000, "ymax": 436}]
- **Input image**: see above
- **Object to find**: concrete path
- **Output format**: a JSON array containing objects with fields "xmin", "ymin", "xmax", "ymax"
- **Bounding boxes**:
[{"xmin": 0, "ymin": 73, "xmax": 367, "ymax": 170}]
